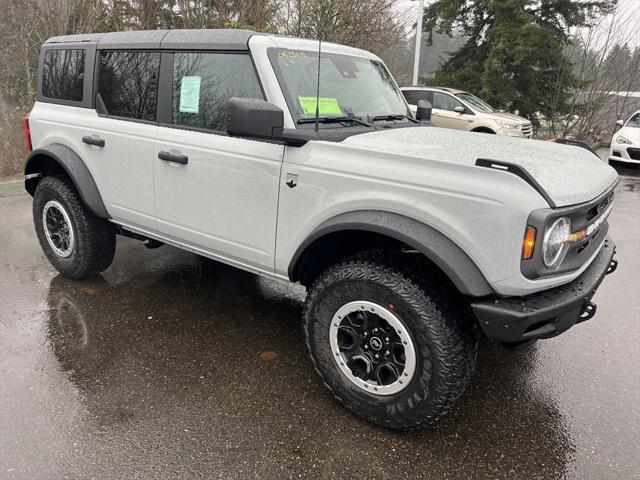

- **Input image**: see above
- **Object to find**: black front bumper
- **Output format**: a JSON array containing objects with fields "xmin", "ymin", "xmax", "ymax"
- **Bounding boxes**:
[{"xmin": 471, "ymin": 238, "xmax": 617, "ymax": 343}]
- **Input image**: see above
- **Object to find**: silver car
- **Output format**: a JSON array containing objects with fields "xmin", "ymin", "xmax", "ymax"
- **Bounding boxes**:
[{"xmin": 402, "ymin": 86, "xmax": 532, "ymax": 138}]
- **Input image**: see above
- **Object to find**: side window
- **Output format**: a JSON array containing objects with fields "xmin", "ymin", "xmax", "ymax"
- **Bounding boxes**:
[
  {"xmin": 432, "ymin": 92, "xmax": 463, "ymax": 112},
  {"xmin": 172, "ymin": 52, "xmax": 263, "ymax": 132},
  {"xmin": 403, "ymin": 90, "xmax": 432, "ymax": 105},
  {"xmin": 42, "ymin": 49, "xmax": 85, "ymax": 101},
  {"xmin": 98, "ymin": 50, "xmax": 160, "ymax": 121},
  {"xmin": 402, "ymin": 90, "xmax": 419, "ymax": 104}
]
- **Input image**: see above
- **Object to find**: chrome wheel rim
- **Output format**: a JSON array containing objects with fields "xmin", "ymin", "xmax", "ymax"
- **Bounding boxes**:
[
  {"xmin": 329, "ymin": 301, "xmax": 416, "ymax": 396},
  {"xmin": 42, "ymin": 200, "xmax": 74, "ymax": 258}
]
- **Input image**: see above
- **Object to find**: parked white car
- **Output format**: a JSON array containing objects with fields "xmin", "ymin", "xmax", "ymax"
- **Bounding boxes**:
[
  {"xmin": 401, "ymin": 87, "xmax": 532, "ymax": 138},
  {"xmin": 609, "ymin": 110, "xmax": 640, "ymax": 164}
]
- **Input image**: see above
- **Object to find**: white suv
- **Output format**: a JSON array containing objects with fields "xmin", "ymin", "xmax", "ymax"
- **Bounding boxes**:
[
  {"xmin": 24, "ymin": 29, "xmax": 618, "ymax": 430},
  {"xmin": 402, "ymin": 86, "xmax": 532, "ymax": 138}
]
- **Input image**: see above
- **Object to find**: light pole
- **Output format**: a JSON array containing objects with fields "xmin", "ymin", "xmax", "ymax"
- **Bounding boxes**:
[{"xmin": 412, "ymin": 0, "xmax": 425, "ymax": 86}]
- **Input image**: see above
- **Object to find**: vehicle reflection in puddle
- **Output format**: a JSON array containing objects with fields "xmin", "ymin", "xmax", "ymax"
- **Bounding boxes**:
[{"xmin": 43, "ymin": 253, "xmax": 574, "ymax": 479}]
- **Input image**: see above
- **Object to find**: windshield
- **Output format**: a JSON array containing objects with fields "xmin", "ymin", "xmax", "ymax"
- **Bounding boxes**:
[
  {"xmin": 455, "ymin": 92, "xmax": 495, "ymax": 113},
  {"xmin": 627, "ymin": 112, "xmax": 640, "ymax": 127},
  {"xmin": 268, "ymin": 48, "xmax": 409, "ymax": 125}
]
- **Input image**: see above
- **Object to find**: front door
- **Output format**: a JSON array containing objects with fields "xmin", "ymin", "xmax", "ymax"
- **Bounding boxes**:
[
  {"xmin": 153, "ymin": 51, "xmax": 284, "ymax": 273},
  {"xmin": 431, "ymin": 92, "xmax": 472, "ymax": 130}
]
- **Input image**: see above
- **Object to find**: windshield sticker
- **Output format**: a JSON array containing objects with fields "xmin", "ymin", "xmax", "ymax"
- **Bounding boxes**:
[
  {"xmin": 278, "ymin": 50, "xmax": 307, "ymax": 59},
  {"xmin": 298, "ymin": 96, "xmax": 342, "ymax": 115},
  {"xmin": 179, "ymin": 76, "xmax": 201, "ymax": 113}
]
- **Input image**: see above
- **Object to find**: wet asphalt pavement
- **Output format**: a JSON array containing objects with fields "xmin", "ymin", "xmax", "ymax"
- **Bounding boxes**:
[{"xmin": 1, "ymin": 170, "xmax": 639, "ymax": 480}]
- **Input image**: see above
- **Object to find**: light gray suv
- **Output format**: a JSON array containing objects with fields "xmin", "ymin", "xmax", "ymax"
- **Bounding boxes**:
[{"xmin": 24, "ymin": 29, "xmax": 619, "ymax": 430}]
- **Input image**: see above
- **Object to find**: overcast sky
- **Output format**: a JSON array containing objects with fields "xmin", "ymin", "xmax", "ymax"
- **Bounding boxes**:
[
  {"xmin": 590, "ymin": 0, "xmax": 640, "ymax": 48},
  {"xmin": 396, "ymin": 0, "xmax": 640, "ymax": 48}
]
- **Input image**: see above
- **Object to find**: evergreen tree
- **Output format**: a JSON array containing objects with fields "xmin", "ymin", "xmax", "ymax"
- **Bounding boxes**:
[{"xmin": 423, "ymin": 0, "xmax": 616, "ymax": 122}]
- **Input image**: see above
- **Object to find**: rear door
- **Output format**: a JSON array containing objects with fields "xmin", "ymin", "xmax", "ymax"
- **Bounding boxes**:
[
  {"xmin": 81, "ymin": 49, "xmax": 160, "ymax": 231},
  {"xmin": 402, "ymin": 89, "xmax": 433, "ymax": 116},
  {"xmin": 153, "ymin": 51, "xmax": 284, "ymax": 273}
]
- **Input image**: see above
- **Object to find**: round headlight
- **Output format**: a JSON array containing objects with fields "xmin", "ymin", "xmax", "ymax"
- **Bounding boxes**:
[{"xmin": 543, "ymin": 217, "xmax": 571, "ymax": 268}]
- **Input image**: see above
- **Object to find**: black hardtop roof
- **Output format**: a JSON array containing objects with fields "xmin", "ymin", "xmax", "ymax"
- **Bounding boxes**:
[{"xmin": 43, "ymin": 29, "xmax": 260, "ymax": 50}]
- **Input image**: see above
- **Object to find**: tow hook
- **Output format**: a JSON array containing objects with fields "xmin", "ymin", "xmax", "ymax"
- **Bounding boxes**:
[
  {"xmin": 577, "ymin": 301, "xmax": 597, "ymax": 323},
  {"xmin": 606, "ymin": 259, "xmax": 618, "ymax": 275}
]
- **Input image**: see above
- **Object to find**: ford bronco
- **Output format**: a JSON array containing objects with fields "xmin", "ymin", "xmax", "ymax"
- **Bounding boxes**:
[{"xmin": 24, "ymin": 29, "xmax": 618, "ymax": 430}]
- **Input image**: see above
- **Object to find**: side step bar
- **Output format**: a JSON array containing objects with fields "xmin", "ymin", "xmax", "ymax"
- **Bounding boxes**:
[{"xmin": 115, "ymin": 227, "xmax": 164, "ymax": 249}]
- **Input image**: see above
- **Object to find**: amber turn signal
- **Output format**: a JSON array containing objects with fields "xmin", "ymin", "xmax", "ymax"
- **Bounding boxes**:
[
  {"xmin": 522, "ymin": 226, "xmax": 536, "ymax": 260},
  {"xmin": 569, "ymin": 229, "xmax": 587, "ymax": 242}
]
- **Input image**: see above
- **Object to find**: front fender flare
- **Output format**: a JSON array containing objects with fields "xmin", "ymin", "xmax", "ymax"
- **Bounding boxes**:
[
  {"xmin": 289, "ymin": 211, "xmax": 493, "ymax": 297},
  {"xmin": 25, "ymin": 144, "xmax": 110, "ymax": 218}
]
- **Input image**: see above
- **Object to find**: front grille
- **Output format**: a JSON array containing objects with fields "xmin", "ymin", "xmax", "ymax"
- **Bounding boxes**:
[
  {"xmin": 585, "ymin": 189, "xmax": 614, "ymax": 222},
  {"xmin": 521, "ymin": 123, "xmax": 532, "ymax": 135},
  {"xmin": 627, "ymin": 147, "xmax": 640, "ymax": 160}
]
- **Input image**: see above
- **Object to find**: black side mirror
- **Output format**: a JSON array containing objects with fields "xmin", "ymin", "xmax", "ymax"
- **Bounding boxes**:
[
  {"xmin": 227, "ymin": 98, "xmax": 283, "ymax": 140},
  {"xmin": 416, "ymin": 99, "xmax": 432, "ymax": 122}
]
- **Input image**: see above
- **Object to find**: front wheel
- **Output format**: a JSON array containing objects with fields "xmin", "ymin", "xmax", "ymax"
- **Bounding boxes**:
[{"xmin": 303, "ymin": 252, "xmax": 478, "ymax": 430}]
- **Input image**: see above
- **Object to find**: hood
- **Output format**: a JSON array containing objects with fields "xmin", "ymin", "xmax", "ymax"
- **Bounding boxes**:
[
  {"xmin": 342, "ymin": 126, "xmax": 618, "ymax": 207},
  {"xmin": 482, "ymin": 111, "xmax": 529, "ymax": 125}
]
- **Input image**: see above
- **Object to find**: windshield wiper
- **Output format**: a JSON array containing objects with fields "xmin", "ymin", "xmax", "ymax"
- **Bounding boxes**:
[
  {"xmin": 371, "ymin": 114, "xmax": 419, "ymax": 123},
  {"xmin": 297, "ymin": 116, "xmax": 373, "ymax": 127}
]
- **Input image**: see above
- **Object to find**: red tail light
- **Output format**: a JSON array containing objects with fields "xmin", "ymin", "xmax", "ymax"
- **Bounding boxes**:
[{"xmin": 22, "ymin": 116, "xmax": 33, "ymax": 152}]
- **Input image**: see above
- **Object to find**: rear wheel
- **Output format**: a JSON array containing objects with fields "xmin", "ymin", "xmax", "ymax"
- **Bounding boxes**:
[
  {"xmin": 33, "ymin": 176, "xmax": 115, "ymax": 279},
  {"xmin": 304, "ymin": 252, "xmax": 478, "ymax": 430}
]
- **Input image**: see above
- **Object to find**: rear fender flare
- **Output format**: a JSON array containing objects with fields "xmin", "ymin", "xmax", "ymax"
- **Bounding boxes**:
[{"xmin": 24, "ymin": 144, "xmax": 109, "ymax": 218}]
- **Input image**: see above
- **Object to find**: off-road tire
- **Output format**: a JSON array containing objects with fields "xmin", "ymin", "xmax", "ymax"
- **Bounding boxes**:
[
  {"xmin": 304, "ymin": 251, "xmax": 478, "ymax": 431},
  {"xmin": 33, "ymin": 176, "xmax": 115, "ymax": 279}
]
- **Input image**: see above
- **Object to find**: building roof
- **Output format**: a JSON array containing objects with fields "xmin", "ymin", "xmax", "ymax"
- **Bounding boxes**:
[{"xmin": 44, "ymin": 29, "xmax": 260, "ymax": 51}]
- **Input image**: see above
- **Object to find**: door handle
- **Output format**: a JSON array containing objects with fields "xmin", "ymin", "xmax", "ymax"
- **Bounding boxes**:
[
  {"xmin": 82, "ymin": 136, "xmax": 105, "ymax": 147},
  {"xmin": 158, "ymin": 151, "xmax": 188, "ymax": 165}
]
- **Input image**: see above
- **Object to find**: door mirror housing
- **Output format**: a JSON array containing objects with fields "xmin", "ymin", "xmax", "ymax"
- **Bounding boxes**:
[
  {"xmin": 616, "ymin": 119, "xmax": 624, "ymax": 127},
  {"xmin": 227, "ymin": 98, "xmax": 284, "ymax": 140},
  {"xmin": 416, "ymin": 99, "xmax": 432, "ymax": 122},
  {"xmin": 454, "ymin": 106, "xmax": 465, "ymax": 114}
]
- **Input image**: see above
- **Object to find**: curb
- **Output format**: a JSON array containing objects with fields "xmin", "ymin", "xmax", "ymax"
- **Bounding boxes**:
[{"xmin": 0, "ymin": 179, "xmax": 26, "ymax": 197}]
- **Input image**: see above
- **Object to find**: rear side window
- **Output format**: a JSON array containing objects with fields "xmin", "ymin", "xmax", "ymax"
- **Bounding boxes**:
[
  {"xmin": 171, "ymin": 52, "xmax": 263, "ymax": 132},
  {"xmin": 98, "ymin": 50, "xmax": 160, "ymax": 121},
  {"xmin": 403, "ymin": 90, "xmax": 432, "ymax": 105},
  {"xmin": 42, "ymin": 49, "xmax": 85, "ymax": 101}
]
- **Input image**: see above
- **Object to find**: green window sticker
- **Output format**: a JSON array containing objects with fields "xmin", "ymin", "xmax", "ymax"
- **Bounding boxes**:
[
  {"xmin": 298, "ymin": 96, "xmax": 342, "ymax": 116},
  {"xmin": 179, "ymin": 76, "xmax": 201, "ymax": 113}
]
